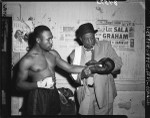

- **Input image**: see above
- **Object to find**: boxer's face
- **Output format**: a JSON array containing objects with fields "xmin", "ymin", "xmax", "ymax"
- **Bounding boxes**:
[
  {"xmin": 81, "ymin": 32, "xmax": 96, "ymax": 50},
  {"xmin": 38, "ymin": 30, "xmax": 53, "ymax": 51}
]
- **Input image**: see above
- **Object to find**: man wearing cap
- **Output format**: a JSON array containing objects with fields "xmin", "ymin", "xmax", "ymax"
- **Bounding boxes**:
[{"xmin": 69, "ymin": 23, "xmax": 123, "ymax": 115}]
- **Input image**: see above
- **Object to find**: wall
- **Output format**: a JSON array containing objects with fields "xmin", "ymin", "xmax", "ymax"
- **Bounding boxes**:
[{"xmin": 3, "ymin": 1, "xmax": 145, "ymax": 117}]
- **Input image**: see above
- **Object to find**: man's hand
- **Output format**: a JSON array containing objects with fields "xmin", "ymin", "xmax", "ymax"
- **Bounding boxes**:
[
  {"xmin": 37, "ymin": 77, "xmax": 54, "ymax": 88},
  {"xmin": 80, "ymin": 66, "xmax": 91, "ymax": 79}
]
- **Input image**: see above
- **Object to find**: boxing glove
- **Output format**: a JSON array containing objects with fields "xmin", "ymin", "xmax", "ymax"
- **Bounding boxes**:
[
  {"xmin": 88, "ymin": 57, "xmax": 115, "ymax": 75},
  {"xmin": 85, "ymin": 60, "xmax": 98, "ymax": 66}
]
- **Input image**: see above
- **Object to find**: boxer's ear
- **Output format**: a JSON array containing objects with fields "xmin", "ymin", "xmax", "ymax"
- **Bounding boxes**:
[{"xmin": 36, "ymin": 38, "xmax": 40, "ymax": 43}]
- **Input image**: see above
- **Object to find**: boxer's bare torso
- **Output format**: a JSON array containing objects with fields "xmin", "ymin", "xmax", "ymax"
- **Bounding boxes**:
[
  {"xmin": 16, "ymin": 29, "xmax": 88, "ymax": 91},
  {"xmin": 24, "ymin": 50, "xmax": 56, "ymax": 82}
]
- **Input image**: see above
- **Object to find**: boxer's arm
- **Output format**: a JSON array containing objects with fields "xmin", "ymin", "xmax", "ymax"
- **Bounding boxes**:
[
  {"xmin": 69, "ymin": 50, "xmax": 92, "ymax": 80},
  {"xmin": 16, "ymin": 57, "xmax": 38, "ymax": 91},
  {"xmin": 52, "ymin": 50, "xmax": 90, "ymax": 74},
  {"xmin": 69, "ymin": 50, "xmax": 75, "ymax": 64}
]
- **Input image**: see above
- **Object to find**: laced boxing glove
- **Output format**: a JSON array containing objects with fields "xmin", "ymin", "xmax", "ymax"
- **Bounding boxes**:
[
  {"xmin": 85, "ymin": 60, "xmax": 98, "ymax": 66},
  {"xmin": 88, "ymin": 57, "xmax": 115, "ymax": 75}
]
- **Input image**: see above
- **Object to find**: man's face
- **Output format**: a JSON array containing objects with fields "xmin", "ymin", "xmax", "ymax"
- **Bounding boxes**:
[
  {"xmin": 39, "ymin": 30, "xmax": 53, "ymax": 51},
  {"xmin": 81, "ymin": 32, "xmax": 96, "ymax": 50}
]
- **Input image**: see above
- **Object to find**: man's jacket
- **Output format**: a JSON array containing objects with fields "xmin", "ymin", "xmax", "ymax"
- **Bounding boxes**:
[{"xmin": 71, "ymin": 40, "xmax": 123, "ymax": 115}]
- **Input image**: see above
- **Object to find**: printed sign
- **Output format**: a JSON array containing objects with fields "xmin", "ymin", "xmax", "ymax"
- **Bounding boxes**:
[
  {"xmin": 59, "ymin": 25, "xmax": 76, "ymax": 42},
  {"xmin": 96, "ymin": 20, "xmax": 135, "ymax": 51}
]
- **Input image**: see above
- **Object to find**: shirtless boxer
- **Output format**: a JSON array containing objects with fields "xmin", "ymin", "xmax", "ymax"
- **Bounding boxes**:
[{"xmin": 16, "ymin": 25, "xmax": 90, "ymax": 115}]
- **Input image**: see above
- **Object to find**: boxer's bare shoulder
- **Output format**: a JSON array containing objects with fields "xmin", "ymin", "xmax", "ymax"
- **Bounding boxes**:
[
  {"xmin": 49, "ymin": 49, "xmax": 60, "ymax": 58},
  {"xmin": 19, "ymin": 52, "xmax": 34, "ymax": 70}
]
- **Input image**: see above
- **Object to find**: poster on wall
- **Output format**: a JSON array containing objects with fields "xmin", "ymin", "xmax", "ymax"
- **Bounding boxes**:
[
  {"xmin": 95, "ymin": 20, "xmax": 135, "ymax": 51},
  {"xmin": 12, "ymin": 20, "xmax": 33, "ymax": 52},
  {"xmin": 59, "ymin": 25, "xmax": 76, "ymax": 42}
]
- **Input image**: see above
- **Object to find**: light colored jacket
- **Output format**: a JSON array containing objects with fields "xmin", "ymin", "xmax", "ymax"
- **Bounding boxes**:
[{"xmin": 71, "ymin": 40, "xmax": 123, "ymax": 115}]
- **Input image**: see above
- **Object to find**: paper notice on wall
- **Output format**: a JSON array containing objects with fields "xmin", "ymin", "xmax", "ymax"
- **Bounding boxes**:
[
  {"xmin": 96, "ymin": 20, "xmax": 135, "ymax": 51},
  {"xmin": 13, "ymin": 20, "xmax": 33, "ymax": 52},
  {"xmin": 59, "ymin": 25, "xmax": 76, "ymax": 42}
]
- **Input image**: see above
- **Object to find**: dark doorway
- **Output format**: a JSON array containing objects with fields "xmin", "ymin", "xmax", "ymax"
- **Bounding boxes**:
[{"xmin": 1, "ymin": 17, "xmax": 12, "ymax": 117}]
